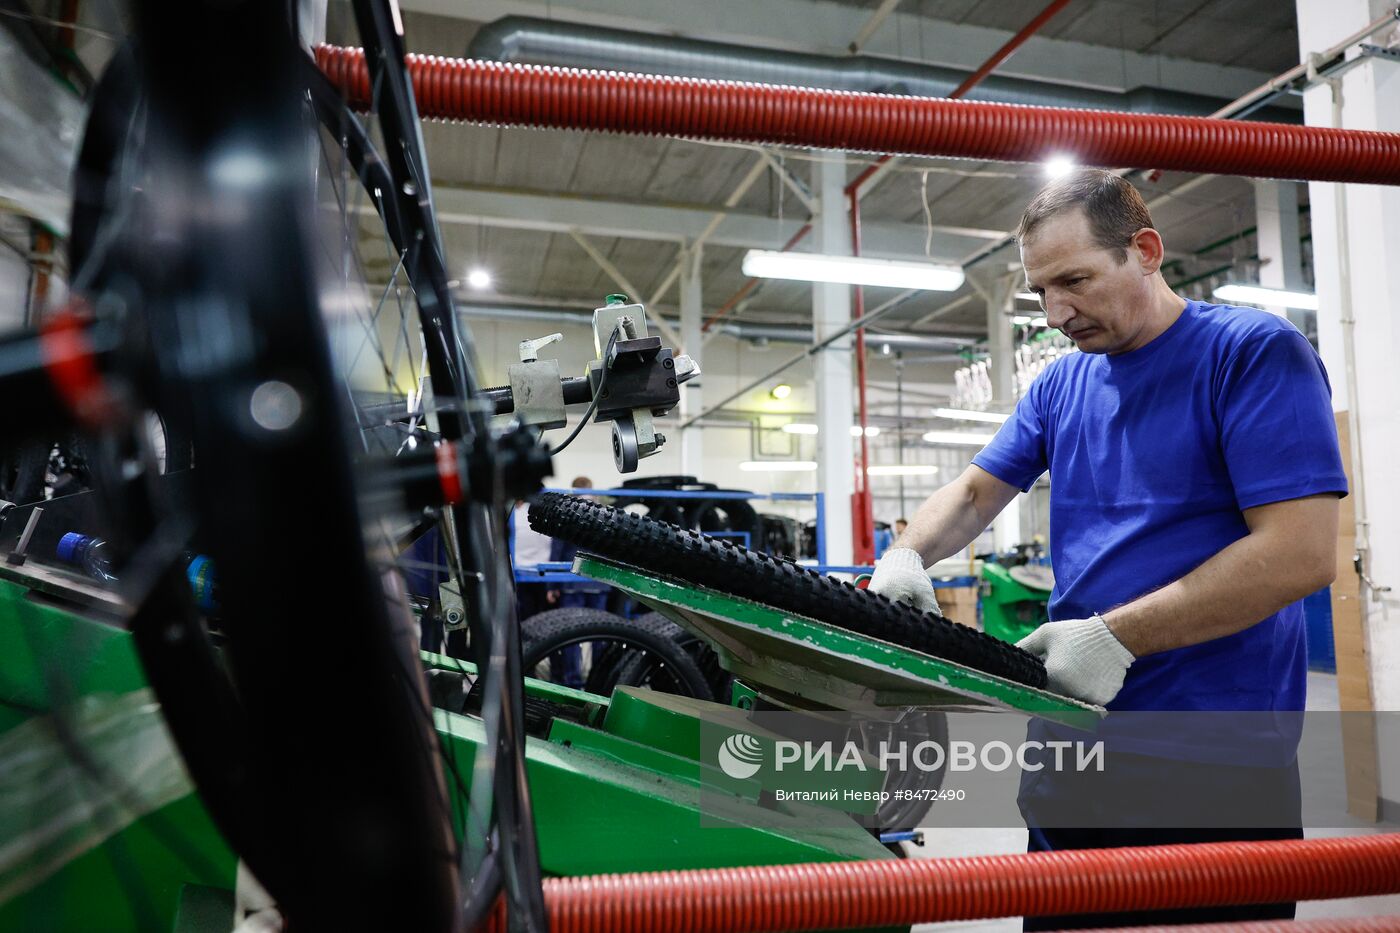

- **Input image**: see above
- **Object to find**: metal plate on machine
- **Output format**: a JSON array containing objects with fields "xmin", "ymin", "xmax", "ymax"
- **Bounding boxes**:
[
  {"xmin": 1007, "ymin": 564, "xmax": 1055, "ymax": 592},
  {"xmin": 574, "ymin": 555, "xmax": 1101, "ymax": 728}
]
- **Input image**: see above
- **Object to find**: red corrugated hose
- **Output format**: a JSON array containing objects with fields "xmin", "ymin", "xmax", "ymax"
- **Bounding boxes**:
[
  {"xmin": 315, "ymin": 44, "xmax": 1400, "ymax": 185},
  {"xmin": 474, "ymin": 833, "xmax": 1400, "ymax": 933}
]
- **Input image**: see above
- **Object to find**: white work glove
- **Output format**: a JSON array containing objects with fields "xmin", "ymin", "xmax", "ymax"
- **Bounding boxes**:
[
  {"xmin": 868, "ymin": 548, "xmax": 942, "ymax": 615},
  {"xmin": 1016, "ymin": 616, "xmax": 1135, "ymax": 706}
]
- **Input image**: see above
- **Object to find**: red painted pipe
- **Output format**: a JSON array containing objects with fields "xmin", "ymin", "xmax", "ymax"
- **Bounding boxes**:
[
  {"xmin": 478, "ymin": 833, "xmax": 1400, "ymax": 933},
  {"xmin": 316, "ymin": 44, "xmax": 1400, "ymax": 185},
  {"xmin": 950, "ymin": 0, "xmax": 1074, "ymax": 99}
]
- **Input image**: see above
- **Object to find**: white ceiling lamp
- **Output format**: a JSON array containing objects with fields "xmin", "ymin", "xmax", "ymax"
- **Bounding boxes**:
[
  {"xmin": 466, "ymin": 268, "xmax": 492, "ymax": 290},
  {"xmin": 866, "ymin": 464, "xmax": 938, "ymax": 476},
  {"xmin": 1015, "ymin": 292, "xmax": 1040, "ymax": 302},
  {"xmin": 781, "ymin": 423, "xmax": 882, "ymax": 437},
  {"xmin": 931, "ymin": 408, "xmax": 1010, "ymax": 425},
  {"xmin": 739, "ymin": 460, "xmax": 818, "ymax": 472},
  {"xmin": 1044, "ymin": 156, "xmax": 1076, "ymax": 178},
  {"xmin": 1212, "ymin": 283, "xmax": 1319, "ymax": 312},
  {"xmin": 922, "ymin": 430, "xmax": 997, "ymax": 446},
  {"xmin": 1012, "ymin": 315, "xmax": 1049, "ymax": 327},
  {"xmin": 741, "ymin": 250, "xmax": 965, "ymax": 292}
]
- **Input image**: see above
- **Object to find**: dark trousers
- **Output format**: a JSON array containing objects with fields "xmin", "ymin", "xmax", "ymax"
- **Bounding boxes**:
[
  {"xmin": 554, "ymin": 590, "xmax": 608, "ymax": 689},
  {"xmin": 1019, "ymin": 750, "xmax": 1303, "ymax": 930}
]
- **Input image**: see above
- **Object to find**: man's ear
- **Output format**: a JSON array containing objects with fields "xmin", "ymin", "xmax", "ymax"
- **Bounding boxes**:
[{"xmin": 1130, "ymin": 227, "xmax": 1166, "ymax": 276}]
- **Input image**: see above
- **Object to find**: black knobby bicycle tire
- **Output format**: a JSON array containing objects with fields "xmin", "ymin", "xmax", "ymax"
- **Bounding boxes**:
[{"xmin": 529, "ymin": 493, "xmax": 1047, "ymax": 688}]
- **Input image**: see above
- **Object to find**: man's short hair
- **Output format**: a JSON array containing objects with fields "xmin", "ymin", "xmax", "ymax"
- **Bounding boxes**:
[{"xmin": 1015, "ymin": 169, "xmax": 1155, "ymax": 263}]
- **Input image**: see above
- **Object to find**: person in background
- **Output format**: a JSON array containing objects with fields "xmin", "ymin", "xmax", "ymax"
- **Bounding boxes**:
[
  {"xmin": 873, "ymin": 522, "xmax": 896, "ymax": 562},
  {"xmin": 894, "ymin": 518, "xmax": 908, "ymax": 536},
  {"xmin": 510, "ymin": 498, "xmax": 553, "ymax": 622}
]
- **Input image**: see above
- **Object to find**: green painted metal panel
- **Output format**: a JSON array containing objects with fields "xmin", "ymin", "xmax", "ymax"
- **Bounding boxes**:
[
  {"xmin": 575, "ymin": 555, "xmax": 1100, "ymax": 727},
  {"xmin": 0, "ymin": 577, "xmax": 147, "ymax": 712},
  {"xmin": 434, "ymin": 708, "xmax": 893, "ymax": 874},
  {"xmin": 0, "ymin": 574, "xmax": 895, "ymax": 931}
]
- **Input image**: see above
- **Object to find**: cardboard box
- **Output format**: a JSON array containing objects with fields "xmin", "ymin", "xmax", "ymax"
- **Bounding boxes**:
[{"xmin": 936, "ymin": 586, "xmax": 979, "ymax": 629}]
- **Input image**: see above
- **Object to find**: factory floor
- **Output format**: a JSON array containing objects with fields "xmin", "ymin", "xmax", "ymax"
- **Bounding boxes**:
[{"xmin": 911, "ymin": 671, "xmax": 1400, "ymax": 931}]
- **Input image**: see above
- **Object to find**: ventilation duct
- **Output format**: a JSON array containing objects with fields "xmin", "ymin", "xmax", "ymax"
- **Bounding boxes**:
[{"xmin": 468, "ymin": 16, "xmax": 1300, "ymax": 123}]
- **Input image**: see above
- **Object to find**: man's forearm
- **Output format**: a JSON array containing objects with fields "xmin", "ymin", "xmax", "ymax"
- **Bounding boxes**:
[
  {"xmin": 1103, "ymin": 513, "xmax": 1335, "ymax": 657},
  {"xmin": 897, "ymin": 479, "xmax": 996, "ymax": 566}
]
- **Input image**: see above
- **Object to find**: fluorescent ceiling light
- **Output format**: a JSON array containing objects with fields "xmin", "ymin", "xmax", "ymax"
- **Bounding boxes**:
[
  {"xmin": 932, "ymin": 408, "xmax": 1010, "ymax": 424},
  {"xmin": 867, "ymin": 464, "xmax": 938, "ymax": 476},
  {"xmin": 1213, "ymin": 283, "xmax": 1319, "ymax": 311},
  {"xmin": 769, "ymin": 383, "xmax": 793, "ymax": 400},
  {"xmin": 782, "ymin": 423, "xmax": 882, "ymax": 436},
  {"xmin": 742, "ymin": 250, "xmax": 965, "ymax": 292},
  {"xmin": 466, "ymin": 268, "xmax": 492, "ymax": 289},
  {"xmin": 1012, "ymin": 315, "xmax": 1049, "ymax": 327},
  {"xmin": 739, "ymin": 460, "xmax": 818, "ymax": 472},
  {"xmin": 1044, "ymin": 156, "xmax": 1076, "ymax": 178},
  {"xmin": 1015, "ymin": 292, "xmax": 1040, "ymax": 302},
  {"xmin": 922, "ymin": 430, "xmax": 997, "ymax": 446}
]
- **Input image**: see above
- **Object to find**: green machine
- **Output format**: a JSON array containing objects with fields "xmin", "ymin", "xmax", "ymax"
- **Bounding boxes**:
[
  {"xmin": 980, "ymin": 562, "xmax": 1055, "ymax": 645},
  {"xmin": 0, "ymin": 551, "xmax": 1094, "ymax": 932}
]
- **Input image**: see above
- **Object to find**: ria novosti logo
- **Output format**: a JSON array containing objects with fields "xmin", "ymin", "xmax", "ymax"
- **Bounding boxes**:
[{"xmin": 717, "ymin": 733, "xmax": 764, "ymax": 779}]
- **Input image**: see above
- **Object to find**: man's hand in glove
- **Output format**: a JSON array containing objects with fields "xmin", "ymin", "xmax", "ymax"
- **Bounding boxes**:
[
  {"xmin": 867, "ymin": 548, "xmax": 942, "ymax": 615},
  {"xmin": 1016, "ymin": 616, "xmax": 1135, "ymax": 706}
]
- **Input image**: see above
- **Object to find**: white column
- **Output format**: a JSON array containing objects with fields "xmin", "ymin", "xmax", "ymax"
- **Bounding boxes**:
[
  {"xmin": 984, "ymin": 272, "xmax": 1021, "ymax": 552},
  {"xmin": 678, "ymin": 243, "xmax": 705, "ymax": 478},
  {"xmin": 814, "ymin": 153, "xmax": 855, "ymax": 567},
  {"xmin": 1298, "ymin": 0, "xmax": 1400, "ymax": 746},
  {"xmin": 1253, "ymin": 179, "xmax": 1306, "ymax": 323}
]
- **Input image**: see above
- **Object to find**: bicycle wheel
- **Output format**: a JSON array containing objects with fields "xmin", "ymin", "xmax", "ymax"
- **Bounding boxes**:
[
  {"xmin": 529, "ymin": 492, "xmax": 1048, "ymax": 688},
  {"xmin": 521, "ymin": 607, "xmax": 714, "ymax": 700},
  {"xmin": 51, "ymin": 4, "xmax": 543, "ymax": 929}
]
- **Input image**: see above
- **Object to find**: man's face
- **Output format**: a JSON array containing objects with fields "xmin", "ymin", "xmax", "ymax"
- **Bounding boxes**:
[{"xmin": 1020, "ymin": 209, "xmax": 1157, "ymax": 355}]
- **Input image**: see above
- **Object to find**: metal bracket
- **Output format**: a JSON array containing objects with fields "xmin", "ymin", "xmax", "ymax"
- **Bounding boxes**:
[
  {"xmin": 1359, "ymin": 42, "xmax": 1400, "ymax": 63},
  {"xmin": 507, "ymin": 358, "xmax": 568, "ymax": 429},
  {"xmin": 1354, "ymin": 553, "xmax": 1393, "ymax": 601},
  {"xmin": 438, "ymin": 580, "xmax": 467, "ymax": 630}
]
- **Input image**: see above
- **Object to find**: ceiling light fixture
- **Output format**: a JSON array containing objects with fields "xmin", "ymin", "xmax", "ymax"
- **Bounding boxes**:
[
  {"xmin": 769, "ymin": 383, "xmax": 793, "ymax": 400},
  {"xmin": 466, "ymin": 268, "xmax": 492, "ymax": 290},
  {"xmin": 741, "ymin": 251, "xmax": 965, "ymax": 292},
  {"xmin": 1212, "ymin": 283, "xmax": 1319, "ymax": 311},
  {"xmin": 1012, "ymin": 315, "xmax": 1050, "ymax": 327},
  {"xmin": 780, "ymin": 423, "xmax": 882, "ymax": 437},
  {"xmin": 922, "ymin": 430, "xmax": 997, "ymax": 447},
  {"xmin": 739, "ymin": 460, "xmax": 818, "ymax": 472},
  {"xmin": 867, "ymin": 464, "xmax": 938, "ymax": 476},
  {"xmin": 931, "ymin": 408, "xmax": 1010, "ymax": 425},
  {"xmin": 1044, "ymin": 156, "xmax": 1076, "ymax": 178},
  {"xmin": 1015, "ymin": 292, "xmax": 1040, "ymax": 302}
]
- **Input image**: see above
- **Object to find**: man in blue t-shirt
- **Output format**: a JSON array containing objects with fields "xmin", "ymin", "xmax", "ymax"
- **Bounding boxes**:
[{"xmin": 868, "ymin": 169, "xmax": 1346, "ymax": 928}]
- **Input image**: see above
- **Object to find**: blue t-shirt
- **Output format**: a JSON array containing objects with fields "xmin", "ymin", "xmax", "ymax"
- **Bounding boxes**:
[{"xmin": 973, "ymin": 301, "xmax": 1347, "ymax": 717}]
